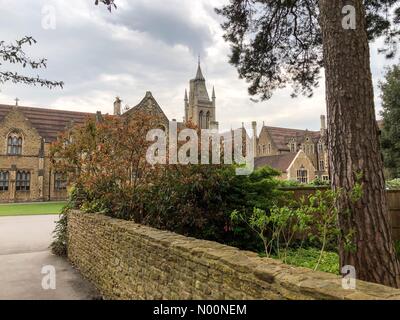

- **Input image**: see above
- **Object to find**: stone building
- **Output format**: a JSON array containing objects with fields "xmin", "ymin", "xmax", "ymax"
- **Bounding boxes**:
[
  {"xmin": 184, "ymin": 61, "xmax": 218, "ymax": 130},
  {"xmin": 0, "ymin": 63, "xmax": 213, "ymax": 203},
  {"xmin": 0, "ymin": 104, "xmax": 93, "ymax": 203},
  {"xmin": 253, "ymin": 116, "xmax": 330, "ymax": 184},
  {"xmin": 0, "ymin": 59, "xmax": 328, "ymax": 203}
]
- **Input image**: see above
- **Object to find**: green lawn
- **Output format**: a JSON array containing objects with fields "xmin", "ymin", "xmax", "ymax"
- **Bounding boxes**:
[{"xmin": 0, "ymin": 202, "xmax": 66, "ymax": 217}]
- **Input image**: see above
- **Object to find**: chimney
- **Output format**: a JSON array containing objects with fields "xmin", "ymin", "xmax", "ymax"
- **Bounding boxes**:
[
  {"xmin": 320, "ymin": 115, "xmax": 326, "ymax": 135},
  {"xmin": 114, "ymin": 97, "xmax": 122, "ymax": 116},
  {"xmin": 96, "ymin": 111, "xmax": 103, "ymax": 123},
  {"xmin": 252, "ymin": 121, "xmax": 258, "ymax": 157}
]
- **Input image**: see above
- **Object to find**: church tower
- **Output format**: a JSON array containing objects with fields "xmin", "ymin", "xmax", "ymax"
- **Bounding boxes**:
[{"xmin": 184, "ymin": 60, "xmax": 218, "ymax": 129}]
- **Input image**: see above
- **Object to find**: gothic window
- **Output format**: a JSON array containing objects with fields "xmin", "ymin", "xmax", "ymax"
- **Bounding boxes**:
[
  {"xmin": 16, "ymin": 171, "xmax": 30, "ymax": 191},
  {"xmin": 199, "ymin": 111, "xmax": 204, "ymax": 128},
  {"xmin": 319, "ymin": 160, "xmax": 325, "ymax": 171},
  {"xmin": 322, "ymin": 175, "xmax": 330, "ymax": 182},
  {"xmin": 54, "ymin": 172, "xmax": 67, "ymax": 191},
  {"xmin": 0, "ymin": 171, "xmax": 9, "ymax": 191},
  {"xmin": 296, "ymin": 166, "xmax": 308, "ymax": 184},
  {"xmin": 262, "ymin": 145, "xmax": 266, "ymax": 154},
  {"xmin": 7, "ymin": 133, "xmax": 23, "ymax": 155},
  {"xmin": 206, "ymin": 111, "xmax": 210, "ymax": 129},
  {"xmin": 290, "ymin": 143, "xmax": 296, "ymax": 153},
  {"xmin": 268, "ymin": 143, "xmax": 272, "ymax": 154},
  {"xmin": 318, "ymin": 143, "xmax": 324, "ymax": 153}
]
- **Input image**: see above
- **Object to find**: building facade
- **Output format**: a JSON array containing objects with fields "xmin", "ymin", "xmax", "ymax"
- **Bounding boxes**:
[
  {"xmin": 184, "ymin": 62, "xmax": 218, "ymax": 130},
  {"xmin": 0, "ymin": 60, "xmax": 329, "ymax": 203},
  {"xmin": 254, "ymin": 116, "xmax": 330, "ymax": 184},
  {"xmin": 0, "ymin": 104, "xmax": 92, "ymax": 203}
]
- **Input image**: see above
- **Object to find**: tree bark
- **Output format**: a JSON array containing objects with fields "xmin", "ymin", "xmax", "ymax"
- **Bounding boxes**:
[{"xmin": 318, "ymin": 0, "xmax": 400, "ymax": 287}]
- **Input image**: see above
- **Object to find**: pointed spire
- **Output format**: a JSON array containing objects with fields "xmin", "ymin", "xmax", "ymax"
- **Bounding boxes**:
[
  {"xmin": 195, "ymin": 56, "xmax": 205, "ymax": 81},
  {"xmin": 184, "ymin": 89, "xmax": 188, "ymax": 101},
  {"xmin": 212, "ymin": 86, "xmax": 216, "ymax": 99}
]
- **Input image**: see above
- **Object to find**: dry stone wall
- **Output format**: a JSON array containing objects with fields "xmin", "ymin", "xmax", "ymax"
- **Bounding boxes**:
[{"xmin": 68, "ymin": 211, "xmax": 400, "ymax": 300}]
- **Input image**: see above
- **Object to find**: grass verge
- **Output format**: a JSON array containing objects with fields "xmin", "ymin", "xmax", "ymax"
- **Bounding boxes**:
[{"xmin": 0, "ymin": 202, "xmax": 66, "ymax": 216}]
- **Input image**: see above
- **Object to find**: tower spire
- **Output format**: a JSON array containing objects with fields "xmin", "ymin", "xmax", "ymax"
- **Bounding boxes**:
[
  {"xmin": 184, "ymin": 89, "xmax": 188, "ymax": 101},
  {"xmin": 195, "ymin": 56, "xmax": 205, "ymax": 81}
]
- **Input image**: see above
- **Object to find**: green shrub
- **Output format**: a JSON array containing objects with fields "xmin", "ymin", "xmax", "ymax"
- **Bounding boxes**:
[
  {"xmin": 50, "ymin": 206, "xmax": 69, "ymax": 256},
  {"xmin": 271, "ymin": 248, "xmax": 339, "ymax": 274},
  {"xmin": 387, "ymin": 178, "xmax": 400, "ymax": 190},
  {"xmin": 309, "ymin": 177, "xmax": 330, "ymax": 186},
  {"xmin": 278, "ymin": 180, "xmax": 302, "ymax": 188},
  {"xmin": 50, "ymin": 185, "xmax": 84, "ymax": 256},
  {"xmin": 140, "ymin": 165, "xmax": 286, "ymax": 251},
  {"xmin": 395, "ymin": 240, "xmax": 400, "ymax": 257}
]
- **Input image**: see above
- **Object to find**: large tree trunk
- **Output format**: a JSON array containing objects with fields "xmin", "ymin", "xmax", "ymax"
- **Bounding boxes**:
[{"xmin": 318, "ymin": 0, "xmax": 400, "ymax": 287}]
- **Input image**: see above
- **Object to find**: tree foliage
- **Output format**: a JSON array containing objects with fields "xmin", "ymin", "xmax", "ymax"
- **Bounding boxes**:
[
  {"xmin": 216, "ymin": 0, "xmax": 400, "ymax": 100},
  {"xmin": 0, "ymin": 36, "xmax": 63, "ymax": 89},
  {"xmin": 95, "ymin": 0, "xmax": 117, "ymax": 11},
  {"xmin": 0, "ymin": 1, "xmax": 116, "ymax": 90},
  {"xmin": 50, "ymin": 114, "xmax": 285, "ymax": 250},
  {"xmin": 380, "ymin": 64, "xmax": 400, "ymax": 179}
]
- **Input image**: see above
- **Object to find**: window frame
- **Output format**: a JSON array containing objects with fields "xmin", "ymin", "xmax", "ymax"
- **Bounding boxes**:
[
  {"xmin": 7, "ymin": 133, "xmax": 23, "ymax": 156},
  {"xmin": 296, "ymin": 167, "xmax": 308, "ymax": 184},
  {"xmin": 16, "ymin": 170, "xmax": 30, "ymax": 192},
  {"xmin": 54, "ymin": 172, "xmax": 68, "ymax": 191},
  {"xmin": 319, "ymin": 160, "xmax": 325, "ymax": 171},
  {"xmin": 0, "ymin": 171, "xmax": 9, "ymax": 192},
  {"xmin": 318, "ymin": 143, "xmax": 324, "ymax": 153}
]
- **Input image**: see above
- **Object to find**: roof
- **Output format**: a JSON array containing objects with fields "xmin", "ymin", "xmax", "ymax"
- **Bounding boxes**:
[
  {"xmin": 254, "ymin": 153, "xmax": 297, "ymax": 172},
  {"xmin": 0, "ymin": 104, "xmax": 94, "ymax": 142},
  {"xmin": 124, "ymin": 92, "xmax": 169, "ymax": 123},
  {"xmin": 195, "ymin": 64, "xmax": 205, "ymax": 81},
  {"xmin": 262, "ymin": 126, "xmax": 321, "ymax": 151}
]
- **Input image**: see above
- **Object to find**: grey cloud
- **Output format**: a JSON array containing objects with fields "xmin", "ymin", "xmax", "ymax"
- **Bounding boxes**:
[
  {"xmin": 108, "ymin": 2, "xmax": 213, "ymax": 56},
  {"xmin": 0, "ymin": 0, "xmax": 395, "ymax": 129}
]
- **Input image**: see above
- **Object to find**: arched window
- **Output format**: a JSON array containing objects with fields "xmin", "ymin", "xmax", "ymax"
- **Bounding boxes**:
[
  {"xmin": 206, "ymin": 111, "xmax": 211, "ymax": 129},
  {"xmin": 7, "ymin": 133, "xmax": 22, "ymax": 155},
  {"xmin": 319, "ymin": 160, "xmax": 325, "ymax": 171},
  {"xmin": 16, "ymin": 171, "xmax": 30, "ymax": 191},
  {"xmin": 296, "ymin": 166, "xmax": 308, "ymax": 184},
  {"xmin": 318, "ymin": 143, "xmax": 324, "ymax": 153},
  {"xmin": 0, "ymin": 171, "xmax": 9, "ymax": 191},
  {"xmin": 199, "ymin": 111, "xmax": 204, "ymax": 129},
  {"xmin": 55, "ymin": 172, "xmax": 67, "ymax": 191}
]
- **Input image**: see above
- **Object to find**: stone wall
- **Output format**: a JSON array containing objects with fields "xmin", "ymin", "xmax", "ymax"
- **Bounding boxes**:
[{"xmin": 68, "ymin": 211, "xmax": 400, "ymax": 300}]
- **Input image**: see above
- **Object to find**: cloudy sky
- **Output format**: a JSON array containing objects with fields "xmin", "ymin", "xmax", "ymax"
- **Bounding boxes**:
[{"xmin": 0, "ymin": 0, "xmax": 398, "ymax": 132}]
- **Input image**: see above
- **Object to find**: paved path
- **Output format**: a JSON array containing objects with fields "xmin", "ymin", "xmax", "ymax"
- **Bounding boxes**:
[{"xmin": 0, "ymin": 215, "xmax": 99, "ymax": 300}]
